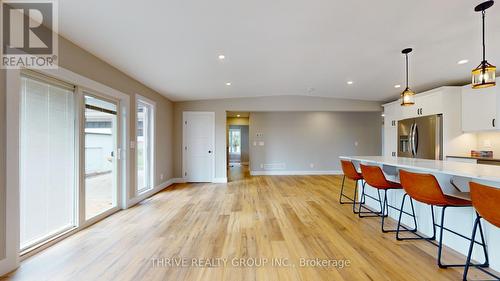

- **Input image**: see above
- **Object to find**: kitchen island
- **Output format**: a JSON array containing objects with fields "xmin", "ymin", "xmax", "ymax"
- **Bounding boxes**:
[{"xmin": 339, "ymin": 156, "xmax": 500, "ymax": 272}]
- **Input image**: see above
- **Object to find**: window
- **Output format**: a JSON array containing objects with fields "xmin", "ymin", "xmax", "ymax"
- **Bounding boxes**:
[
  {"xmin": 229, "ymin": 128, "xmax": 241, "ymax": 154},
  {"xmin": 136, "ymin": 97, "xmax": 155, "ymax": 193},
  {"xmin": 19, "ymin": 73, "xmax": 76, "ymax": 250}
]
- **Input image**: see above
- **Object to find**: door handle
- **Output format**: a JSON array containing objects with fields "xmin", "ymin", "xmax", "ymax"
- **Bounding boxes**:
[
  {"xmin": 208, "ymin": 150, "xmax": 212, "ymax": 154},
  {"xmin": 413, "ymin": 124, "xmax": 419, "ymax": 157},
  {"xmin": 409, "ymin": 123, "xmax": 415, "ymax": 157}
]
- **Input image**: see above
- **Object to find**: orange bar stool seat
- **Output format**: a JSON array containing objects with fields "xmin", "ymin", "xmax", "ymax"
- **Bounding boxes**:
[
  {"xmin": 398, "ymin": 170, "xmax": 489, "ymax": 270},
  {"xmin": 463, "ymin": 182, "xmax": 500, "ymax": 281},
  {"xmin": 359, "ymin": 164, "xmax": 416, "ymax": 233},
  {"xmin": 339, "ymin": 160, "xmax": 366, "ymax": 213}
]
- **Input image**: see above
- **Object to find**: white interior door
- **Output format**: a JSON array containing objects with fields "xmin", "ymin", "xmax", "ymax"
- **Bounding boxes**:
[{"xmin": 183, "ymin": 112, "xmax": 215, "ymax": 182}]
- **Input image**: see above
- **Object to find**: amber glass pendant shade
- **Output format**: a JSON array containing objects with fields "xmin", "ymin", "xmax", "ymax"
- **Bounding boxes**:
[
  {"xmin": 472, "ymin": 61, "xmax": 496, "ymax": 89},
  {"xmin": 400, "ymin": 48, "xmax": 415, "ymax": 106},
  {"xmin": 472, "ymin": 1, "xmax": 496, "ymax": 89},
  {"xmin": 401, "ymin": 87, "xmax": 415, "ymax": 106}
]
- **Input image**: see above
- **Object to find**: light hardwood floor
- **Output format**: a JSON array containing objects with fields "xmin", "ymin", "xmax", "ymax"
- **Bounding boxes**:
[{"xmin": 4, "ymin": 166, "xmax": 494, "ymax": 281}]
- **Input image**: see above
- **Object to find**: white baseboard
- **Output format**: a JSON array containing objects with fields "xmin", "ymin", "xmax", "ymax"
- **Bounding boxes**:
[
  {"xmin": 213, "ymin": 177, "xmax": 228, "ymax": 183},
  {"xmin": 172, "ymin": 178, "xmax": 187, "ymax": 183},
  {"xmin": 250, "ymin": 170, "xmax": 342, "ymax": 176},
  {"xmin": 127, "ymin": 178, "xmax": 180, "ymax": 208}
]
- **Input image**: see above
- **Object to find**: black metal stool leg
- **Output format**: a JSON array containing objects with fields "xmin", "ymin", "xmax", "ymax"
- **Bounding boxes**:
[
  {"xmin": 357, "ymin": 182, "xmax": 384, "ymax": 218},
  {"xmin": 437, "ymin": 206, "xmax": 448, "ymax": 268},
  {"xmin": 339, "ymin": 176, "xmax": 347, "ymax": 204},
  {"xmin": 476, "ymin": 213, "xmax": 489, "ymax": 268},
  {"xmin": 352, "ymin": 180, "xmax": 361, "ymax": 213},
  {"xmin": 381, "ymin": 190, "xmax": 417, "ymax": 233},
  {"xmin": 463, "ymin": 216, "xmax": 480, "ymax": 280},
  {"xmin": 462, "ymin": 213, "xmax": 495, "ymax": 281},
  {"xmin": 437, "ymin": 207, "xmax": 490, "ymax": 269}
]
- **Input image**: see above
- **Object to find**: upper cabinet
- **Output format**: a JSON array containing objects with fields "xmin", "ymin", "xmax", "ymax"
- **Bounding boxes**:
[
  {"xmin": 461, "ymin": 81, "xmax": 499, "ymax": 132},
  {"xmin": 382, "ymin": 87, "xmax": 462, "ymax": 158}
]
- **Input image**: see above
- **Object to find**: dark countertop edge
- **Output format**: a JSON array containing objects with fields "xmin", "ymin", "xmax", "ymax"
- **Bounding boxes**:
[{"xmin": 446, "ymin": 155, "xmax": 500, "ymax": 162}]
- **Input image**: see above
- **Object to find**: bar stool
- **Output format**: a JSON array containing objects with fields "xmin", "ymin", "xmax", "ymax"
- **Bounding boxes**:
[
  {"xmin": 339, "ymin": 160, "xmax": 365, "ymax": 213},
  {"xmin": 463, "ymin": 182, "xmax": 500, "ymax": 281},
  {"xmin": 398, "ymin": 170, "xmax": 489, "ymax": 269},
  {"xmin": 359, "ymin": 164, "xmax": 416, "ymax": 233}
]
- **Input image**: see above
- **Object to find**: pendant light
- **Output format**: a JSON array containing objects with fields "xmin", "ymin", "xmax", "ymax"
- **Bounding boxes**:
[
  {"xmin": 472, "ymin": 0, "xmax": 496, "ymax": 89},
  {"xmin": 401, "ymin": 48, "xmax": 415, "ymax": 106}
]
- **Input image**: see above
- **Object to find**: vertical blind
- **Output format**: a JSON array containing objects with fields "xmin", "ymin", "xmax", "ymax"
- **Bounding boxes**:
[{"xmin": 19, "ymin": 73, "xmax": 76, "ymax": 249}]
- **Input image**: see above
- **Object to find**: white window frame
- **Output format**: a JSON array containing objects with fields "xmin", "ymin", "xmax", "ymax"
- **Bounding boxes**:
[
  {"xmin": 135, "ymin": 95, "xmax": 156, "ymax": 195},
  {"xmin": 5, "ymin": 66, "xmax": 131, "ymax": 266}
]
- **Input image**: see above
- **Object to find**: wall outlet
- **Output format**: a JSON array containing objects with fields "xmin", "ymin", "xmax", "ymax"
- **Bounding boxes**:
[
  {"xmin": 354, "ymin": 141, "xmax": 359, "ymax": 147},
  {"xmin": 253, "ymin": 141, "xmax": 257, "ymax": 146},
  {"xmin": 310, "ymin": 163, "xmax": 314, "ymax": 168},
  {"xmin": 260, "ymin": 164, "xmax": 264, "ymax": 169},
  {"xmin": 258, "ymin": 141, "xmax": 265, "ymax": 146},
  {"xmin": 160, "ymin": 173, "xmax": 164, "ymax": 181}
]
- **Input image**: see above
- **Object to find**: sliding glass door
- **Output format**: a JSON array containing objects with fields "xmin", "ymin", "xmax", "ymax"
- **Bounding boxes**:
[
  {"xmin": 19, "ymin": 71, "xmax": 125, "ymax": 253},
  {"xmin": 136, "ymin": 98, "xmax": 154, "ymax": 193},
  {"xmin": 84, "ymin": 95, "xmax": 119, "ymax": 220},
  {"xmin": 19, "ymin": 73, "xmax": 77, "ymax": 251}
]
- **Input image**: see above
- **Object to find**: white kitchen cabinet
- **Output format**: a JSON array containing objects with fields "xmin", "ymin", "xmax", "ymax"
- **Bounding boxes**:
[
  {"xmin": 461, "ymin": 82, "xmax": 499, "ymax": 132},
  {"xmin": 416, "ymin": 92, "xmax": 443, "ymax": 116},
  {"xmin": 383, "ymin": 103, "xmax": 399, "ymax": 157},
  {"xmin": 383, "ymin": 87, "xmax": 464, "ymax": 159}
]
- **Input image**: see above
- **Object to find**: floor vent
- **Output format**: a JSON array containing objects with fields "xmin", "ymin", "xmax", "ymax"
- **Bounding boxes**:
[{"xmin": 263, "ymin": 163, "xmax": 286, "ymax": 170}]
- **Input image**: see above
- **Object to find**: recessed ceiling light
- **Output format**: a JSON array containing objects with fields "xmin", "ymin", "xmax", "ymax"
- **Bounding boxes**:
[
  {"xmin": 394, "ymin": 84, "xmax": 401, "ymax": 88},
  {"xmin": 347, "ymin": 81, "xmax": 353, "ymax": 85},
  {"xmin": 236, "ymin": 114, "xmax": 241, "ymax": 117},
  {"xmin": 225, "ymin": 82, "xmax": 231, "ymax": 86},
  {"xmin": 457, "ymin": 59, "xmax": 469, "ymax": 65},
  {"xmin": 218, "ymin": 54, "xmax": 225, "ymax": 60}
]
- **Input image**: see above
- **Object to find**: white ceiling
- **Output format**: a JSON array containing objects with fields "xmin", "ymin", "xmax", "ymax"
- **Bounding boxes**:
[{"xmin": 58, "ymin": 0, "xmax": 500, "ymax": 102}]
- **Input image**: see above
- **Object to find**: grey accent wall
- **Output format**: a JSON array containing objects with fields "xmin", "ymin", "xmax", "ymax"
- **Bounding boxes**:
[
  {"xmin": 173, "ymin": 96, "xmax": 382, "ymax": 179},
  {"xmin": 249, "ymin": 112, "xmax": 382, "ymax": 172}
]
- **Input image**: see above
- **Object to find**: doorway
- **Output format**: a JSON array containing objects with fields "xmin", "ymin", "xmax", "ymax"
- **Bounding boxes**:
[
  {"xmin": 226, "ymin": 112, "xmax": 250, "ymax": 181},
  {"xmin": 183, "ymin": 112, "xmax": 215, "ymax": 182},
  {"xmin": 84, "ymin": 94, "xmax": 119, "ymax": 220}
]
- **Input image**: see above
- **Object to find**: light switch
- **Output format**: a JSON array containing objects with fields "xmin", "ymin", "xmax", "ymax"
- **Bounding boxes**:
[
  {"xmin": 259, "ymin": 141, "xmax": 264, "ymax": 146},
  {"xmin": 253, "ymin": 141, "xmax": 257, "ymax": 146}
]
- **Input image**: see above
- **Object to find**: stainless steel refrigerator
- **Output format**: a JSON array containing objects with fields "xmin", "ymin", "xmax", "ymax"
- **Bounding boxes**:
[{"xmin": 397, "ymin": 114, "xmax": 443, "ymax": 160}]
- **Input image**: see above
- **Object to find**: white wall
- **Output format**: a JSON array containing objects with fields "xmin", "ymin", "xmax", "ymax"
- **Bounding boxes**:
[{"xmin": 249, "ymin": 112, "xmax": 382, "ymax": 173}]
